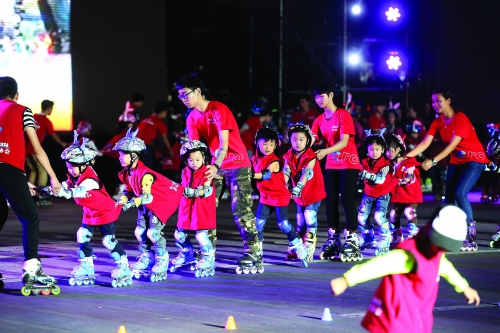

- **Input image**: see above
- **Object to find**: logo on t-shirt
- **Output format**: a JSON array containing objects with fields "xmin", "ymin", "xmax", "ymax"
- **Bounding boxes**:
[
  {"xmin": 207, "ymin": 118, "xmax": 215, "ymax": 124},
  {"xmin": 331, "ymin": 125, "xmax": 339, "ymax": 132}
]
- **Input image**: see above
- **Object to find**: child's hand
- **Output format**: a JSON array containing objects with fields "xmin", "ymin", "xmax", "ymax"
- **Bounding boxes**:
[
  {"xmin": 316, "ymin": 149, "xmax": 327, "ymax": 160},
  {"xmin": 261, "ymin": 169, "xmax": 272, "ymax": 180},
  {"xmin": 463, "ymin": 287, "xmax": 480, "ymax": 306},
  {"xmin": 133, "ymin": 197, "xmax": 142, "ymax": 207},
  {"xmin": 291, "ymin": 182, "xmax": 304, "ymax": 197},
  {"xmin": 330, "ymin": 277, "xmax": 348, "ymax": 296}
]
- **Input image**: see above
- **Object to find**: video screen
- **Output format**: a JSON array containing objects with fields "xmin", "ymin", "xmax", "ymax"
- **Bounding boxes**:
[{"xmin": 0, "ymin": 0, "xmax": 72, "ymax": 130}]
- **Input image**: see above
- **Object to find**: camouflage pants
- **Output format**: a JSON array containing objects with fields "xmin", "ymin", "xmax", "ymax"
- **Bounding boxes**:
[{"xmin": 212, "ymin": 167, "xmax": 259, "ymax": 253}]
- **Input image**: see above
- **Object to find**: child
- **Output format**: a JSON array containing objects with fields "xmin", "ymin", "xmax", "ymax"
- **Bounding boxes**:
[
  {"xmin": 385, "ymin": 134, "xmax": 422, "ymax": 246},
  {"xmin": 118, "ymin": 92, "xmax": 144, "ymax": 130},
  {"xmin": 330, "ymin": 205, "xmax": 480, "ymax": 333},
  {"xmin": 357, "ymin": 129, "xmax": 398, "ymax": 257},
  {"xmin": 75, "ymin": 121, "xmax": 102, "ymax": 156},
  {"xmin": 251, "ymin": 127, "xmax": 308, "ymax": 267},
  {"xmin": 55, "ymin": 131, "xmax": 131, "ymax": 288},
  {"xmin": 113, "ymin": 128, "xmax": 184, "ymax": 282},
  {"xmin": 171, "ymin": 140, "xmax": 217, "ymax": 277},
  {"xmin": 405, "ymin": 120, "xmax": 432, "ymax": 193},
  {"xmin": 283, "ymin": 123, "xmax": 326, "ymax": 262}
]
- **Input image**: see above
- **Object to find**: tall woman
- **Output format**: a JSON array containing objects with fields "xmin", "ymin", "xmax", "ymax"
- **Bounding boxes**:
[
  {"xmin": 310, "ymin": 80, "xmax": 362, "ymax": 259},
  {"xmin": 406, "ymin": 88, "xmax": 489, "ymax": 251}
]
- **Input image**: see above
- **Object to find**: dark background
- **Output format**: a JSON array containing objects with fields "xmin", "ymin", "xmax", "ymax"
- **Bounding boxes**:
[{"xmin": 71, "ymin": 0, "xmax": 500, "ymax": 136}]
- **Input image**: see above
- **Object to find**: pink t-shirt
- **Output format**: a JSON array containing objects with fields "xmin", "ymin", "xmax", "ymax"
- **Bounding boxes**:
[
  {"xmin": 186, "ymin": 101, "xmax": 251, "ymax": 169},
  {"xmin": 427, "ymin": 112, "xmax": 489, "ymax": 165},
  {"xmin": 311, "ymin": 108, "xmax": 362, "ymax": 170}
]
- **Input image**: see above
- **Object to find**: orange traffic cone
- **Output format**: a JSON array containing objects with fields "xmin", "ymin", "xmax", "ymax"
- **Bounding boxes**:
[
  {"xmin": 117, "ymin": 326, "xmax": 127, "ymax": 333},
  {"xmin": 225, "ymin": 315, "xmax": 237, "ymax": 330}
]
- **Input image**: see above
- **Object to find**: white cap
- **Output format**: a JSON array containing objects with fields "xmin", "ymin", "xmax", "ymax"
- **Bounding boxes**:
[{"xmin": 430, "ymin": 205, "xmax": 467, "ymax": 252}]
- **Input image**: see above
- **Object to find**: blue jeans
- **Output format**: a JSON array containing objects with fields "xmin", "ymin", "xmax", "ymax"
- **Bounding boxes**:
[
  {"xmin": 358, "ymin": 193, "xmax": 391, "ymax": 228},
  {"xmin": 445, "ymin": 162, "xmax": 483, "ymax": 221},
  {"xmin": 255, "ymin": 203, "xmax": 289, "ymax": 242},
  {"xmin": 296, "ymin": 201, "xmax": 321, "ymax": 235}
]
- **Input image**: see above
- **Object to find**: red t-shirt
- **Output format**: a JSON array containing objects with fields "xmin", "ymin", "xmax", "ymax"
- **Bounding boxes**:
[
  {"xmin": 186, "ymin": 101, "xmax": 251, "ymax": 169},
  {"xmin": 311, "ymin": 108, "xmax": 362, "ymax": 170},
  {"xmin": 251, "ymin": 153, "xmax": 290, "ymax": 207},
  {"xmin": 283, "ymin": 147, "xmax": 326, "ymax": 206},
  {"xmin": 137, "ymin": 114, "xmax": 168, "ymax": 145},
  {"xmin": 427, "ymin": 112, "xmax": 489, "ymax": 165},
  {"xmin": 0, "ymin": 100, "xmax": 29, "ymax": 171},
  {"xmin": 101, "ymin": 128, "xmax": 129, "ymax": 159},
  {"xmin": 391, "ymin": 157, "xmax": 423, "ymax": 204},
  {"xmin": 361, "ymin": 157, "xmax": 398, "ymax": 198},
  {"xmin": 241, "ymin": 116, "xmax": 263, "ymax": 150},
  {"xmin": 26, "ymin": 113, "xmax": 55, "ymax": 155},
  {"xmin": 290, "ymin": 108, "xmax": 320, "ymax": 127},
  {"xmin": 367, "ymin": 113, "xmax": 387, "ymax": 133}
]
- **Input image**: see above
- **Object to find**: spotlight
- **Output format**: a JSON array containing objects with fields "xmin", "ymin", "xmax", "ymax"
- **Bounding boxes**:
[
  {"xmin": 386, "ymin": 54, "xmax": 402, "ymax": 70},
  {"xmin": 352, "ymin": 5, "xmax": 361, "ymax": 15},
  {"xmin": 348, "ymin": 54, "xmax": 360, "ymax": 65},
  {"xmin": 385, "ymin": 7, "xmax": 401, "ymax": 21}
]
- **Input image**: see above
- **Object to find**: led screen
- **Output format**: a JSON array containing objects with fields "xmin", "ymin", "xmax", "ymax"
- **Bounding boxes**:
[{"xmin": 0, "ymin": 0, "xmax": 72, "ymax": 130}]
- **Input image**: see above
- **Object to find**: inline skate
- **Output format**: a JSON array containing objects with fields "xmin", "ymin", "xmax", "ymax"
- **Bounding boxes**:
[
  {"xmin": 407, "ymin": 223, "xmax": 419, "ymax": 239},
  {"xmin": 69, "ymin": 256, "xmax": 96, "ymax": 286},
  {"xmin": 373, "ymin": 228, "xmax": 391, "ymax": 256},
  {"xmin": 235, "ymin": 252, "xmax": 264, "ymax": 274},
  {"xmin": 131, "ymin": 249, "xmax": 155, "ymax": 280},
  {"xmin": 150, "ymin": 252, "xmax": 169, "ymax": 282},
  {"xmin": 490, "ymin": 224, "xmax": 500, "ymax": 248},
  {"xmin": 461, "ymin": 221, "xmax": 478, "ymax": 252},
  {"xmin": 169, "ymin": 245, "xmax": 197, "ymax": 273},
  {"xmin": 339, "ymin": 230, "xmax": 363, "ymax": 262},
  {"xmin": 36, "ymin": 197, "xmax": 52, "ymax": 206},
  {"xmin": 110, "ymin": 253, "xmax": 133, "ymax": 288},
  {"xmin": 390, "ymin": 227, "xmax": 403, "ymax": 250},
  {"xmin": 302, "ymin": 232, "xmax": 316, "ymax": 262},
  {"xmin": 21, "ymin": 259, "xmax": 60, "ymax": 296},
  {"xmin": 358, "ymin": 226, "xmax": 376, "ymax": 250},
  {"xmin": 285, "ymin": 238, "xmax": 308, "ymax": 267},
  {"xmin": 195, "ymin": 251, "xmax": 216, "ymax": 278},
  {"xmin": 319, "ymin": 228, "xmax": 342, "ymax": 260}
]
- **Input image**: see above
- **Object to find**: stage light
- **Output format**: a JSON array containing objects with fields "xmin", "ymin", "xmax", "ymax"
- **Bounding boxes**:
[
  {"xmin": 385, "ymin": 7, "xmax": 401, "ymax": 21},
  {"xmin": 348, "ymin": 54, "xmax": 360, "ymax": 65},
  {"xmin": 386, "ymin": 54, "xmax": 402, "ymax": 70},
  {"xmin": 352, "ymin": 5, "xmax": 361, "ymax": 15}
]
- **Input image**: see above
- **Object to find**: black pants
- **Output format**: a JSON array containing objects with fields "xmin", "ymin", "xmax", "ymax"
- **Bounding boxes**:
[
  {"xmin": 324, "ymin": 169, "xmax": 359, "ymax": 230},
  {"xmin": 80, "ymin": 223, "xmax": 126, "ymax": 257},
  {"xmin": 0, "ymin": 163, "xmax": 40, "ymax": 261}
]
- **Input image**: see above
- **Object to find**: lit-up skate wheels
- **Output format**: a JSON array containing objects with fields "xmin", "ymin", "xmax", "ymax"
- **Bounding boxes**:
[
  {"xmin": 69, "ymin": 278, "xmax": 76, "ymax": 286},
  {"xmin": 257, "ymin": 266, "xmax": 264, "ymax": 274},
  {"xmin": 169, "ymin": 266, "xmax": 176, "ymax": 273},
  {"xmin": 21, "ymin": 286, "xmax": 31, "ymax": 296},
  {"xmin": 51, "ymin": 285, "xmax": 61, "ymax": 295},
  {"xmin": 41, "ymin": 289, "xmax": 51, "ymax": 296},
  {"xmin": 235, "ymin": 267, "xmax": 243, "ymax": 274}
]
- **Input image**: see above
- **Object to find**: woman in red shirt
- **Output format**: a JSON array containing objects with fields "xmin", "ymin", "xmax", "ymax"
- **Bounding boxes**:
[{"xmin": 406, "ymin": 89, "xmax": 490, "ymax": 252}]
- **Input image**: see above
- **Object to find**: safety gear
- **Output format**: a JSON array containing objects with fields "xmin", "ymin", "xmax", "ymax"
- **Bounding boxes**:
[
  {"xmin": 102, "ymin": 235, "xmax": 118, "ymax": 251},
  {"xmin": 61, "ymin": 131, "xmax": 98, "ymax": 166},
  {"xmin": 292, "ymin": 182, "xmax": 305, "ymax": 197},
  {"xmin": 180, "ymin": 140, "xmax": 208, "ymax": 161},
  {"xmin": 184, "ymin": 187, "xmax": 200, "ymax": 198},
  {"xmin": 254, "ymin": 126, "xmax": 280, "ymax": 150},
  {"xmin": 113, "ymin": 128, "xmax": 146, "ymax": 153},
  {"xmin": 76, "ymin": 227, "xmax": 93, "ymax": 244},
  {"xmin": 288, "ymin": 123, "xmax": 314, "ymax": 148},
  {"xmin": 76, "ymin": 121, "xmax": 92, "ymax": 135},
  {"xmin": 302, "ymin": 168, "xmax": 313, "ymax": 181},
  {"xmin": 202, "ymin": 185, "xmax": 213, "ymax": 198},
  {"xmin": 261, "ymin": 169, "xmax": 272, "ymax": 180}
]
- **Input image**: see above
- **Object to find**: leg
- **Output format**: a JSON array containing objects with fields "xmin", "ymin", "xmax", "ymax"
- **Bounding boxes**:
[
  {"xmin": 0, "ymin": 191, "xmax": 8, "ymax": 232},
  {"xmin": 303, "ymin": 201, "xmax": 321, "ymax": 261},
  {"xmin": 324, "ymin": 169, "xmax": 341, "ymax": 229},
  {"xmin": 278, "ymin": 206, "xmax": 307, "ymax": 265},
  {"xmin": 444, "ymin": 164, "xmax": 460, "ymax": 205},
  {"xmin": 171, "ymin": 228, "xmax": 195, "ymax": 268},
  {"xmin": 373, "ymin": 195, "xmax": 391, "ymax": 256},
  {"xmin": 131, "ymin": 208, "xmax": 154, "ymax": 271},
  {"xmin": 146, "ymin": 210, "xmax": 169, "ymax": 280},
  {"xmin": 339, "ymin": 169, "xmax": 361, "ymax": 230},
  {"xmin": 454, "ymin": 162, "xmax": 484, "ymax": 221},
  {"xmin": 70, "ymin": 225, "xmax": 96, "ymax": 285},
  {"xmin": 389, "ymin": 203, "xmax": 404, "ymax": 246},
  {"xmin": 25, "ymin": 154, "xmax": 37, "ymax": 185},
  {"xmin": 255, "ymin": 203, "xmax": 271, "ymax": 243},
  {"xmin": 100, "ymin": 223, "xmax": 131, "ymax": 286},
  {"xmin": 195, "ymin": 230, "xmax": 216, "ymax": 276},
  {"xmin": 213, "ymin": 170, "xmax": 225, "ymax": 207},
  {"xmin": 405, "ymin": 203, "xmax": 419, "ymax": 238},
  {"xmin": 357, "ymin": 194, "xmax": 375, "ymax": 248}
]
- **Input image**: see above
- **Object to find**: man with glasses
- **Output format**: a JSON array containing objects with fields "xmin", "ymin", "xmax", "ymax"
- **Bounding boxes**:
[{"xmin": 176, "ymin": 73, "xmax": 261, "ymax": 273}]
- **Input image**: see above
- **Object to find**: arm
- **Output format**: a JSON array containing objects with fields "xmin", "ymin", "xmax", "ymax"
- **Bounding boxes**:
[
  {"xmin": 421, "ymin": 135, "xmax": 462, "ymax": 171},
  {"xmin": 25, "ymin": 127, "xmax": 61, "ymax": 194},
  {"xmin": 184, "ymin": 179, "xmax": 214, "ymax": 198},
  {"xmin": 161, "ymin": 133, "xmax": 174, "ymax": 155},
  {"xmin": 316, "ymin": 134, "xmax": 349, "ymax": 160},
  {"xmin": 283, "ymin": 159, "xmax": 291, "ymax": 185},
  {"xmin": 50, "ymin": 132, "xmax": 67, "ymax": 147},
  {"xmin": 330, "ymin": 249, "xmax": 415, "ymax": 296},
  {"xmin": 205, "ymin": 129, "xmax": 229, "ymax": 181},
  {"xmin": 55, "ymin": 179, "xmax": 99, "ymax": 199},
  {"xmin": 292, "ymin": 159, "xmax": 316, "ymax": 197},
  {"xmin": 253, "ymin": 161, "xmax": 279, "ymax": 180},
  {"xmin": 406, "ymin": 134, "xmax": 434, "ymax": 158},
  {"xmin": 239, "ymin": 123, "xmax": 249, "ymax": 135},
  {"xmin": 359, "ymin": 165, "xmax": 392, "ymax": 185},
  {"xmin": 439, "ymin": 254, "xmax": 480, "ymax": 306}
]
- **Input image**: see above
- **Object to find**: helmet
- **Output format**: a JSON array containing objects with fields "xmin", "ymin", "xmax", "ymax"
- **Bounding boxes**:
[
  {"xmin": 288, "ymin": 123, "xmax": 314, "ymax": 148},
  {"xmin": 254, "ymin": 126, "xmax": 280, "ymax": 150},
  {"xmin": 61, "ymin": 131, "xmax": 98, "ymax": 165},
  {"xmin": 180, "ymin": 140, "xmax": 208, "ymax": 161},
  {"xmin": 405, "ymin": 120, "xmax": 423, "ymax": 133},
  {"xmin": 364, "ymin": 128, "xmax": 387, "ymax": 151},
  {"xmin": 112, "ymin": 128, "xmax": 146, "ymax": 153},
  {"xmin": 250, "ymin": 96, "xmax": 269, "ymax": 115},
  {"xmin": 76, "ymin": 121, "xmax": 92, "ymax": 135},
  {"xmin": 486, "ymin": 128, "xmax": 500, "ymax": 158}
]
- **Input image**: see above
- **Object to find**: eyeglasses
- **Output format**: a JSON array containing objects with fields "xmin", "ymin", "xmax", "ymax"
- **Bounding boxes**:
[{"xmin": 178, "ymin": 89, "xmax": 195, "ymax": 101}]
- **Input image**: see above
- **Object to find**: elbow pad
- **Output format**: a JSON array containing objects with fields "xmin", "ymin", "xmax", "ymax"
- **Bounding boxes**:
[
  {"xmin": 283, "ymin": 166, "xmax": 291, "ymax": 178},
  {"xmin": 374, "ymin": 166, "xmax": 390, "ymax": 184},
  {"xmin": 141, "ymin": 193, "xmax": 153, "ymax": 204},
  {"xmin": 71, "ymin": 186, "xmax": 89, "ymax": 198},
  {"xmin": 302, "ymin": 168, "xmax": 313, "ymax": 181},
  {"xmin": 199, "ymin": 185, "xmax": 213, "ymax": 198},
  {"xmin": 56, "ymin": 188, "xmax": 73, "ymax": 199}
]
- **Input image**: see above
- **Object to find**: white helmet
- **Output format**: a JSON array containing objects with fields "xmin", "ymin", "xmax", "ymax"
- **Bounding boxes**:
[
  {"xmin": 180, "ymin": 140, "xmax": 208, "ymax": 161},
  {"xmin": 112, "ymin": 128, "xmax": 146, "ymax": 152},
  {"xmin": 61, "ymin": 131, "xmax": 98, "ymax": 165}
]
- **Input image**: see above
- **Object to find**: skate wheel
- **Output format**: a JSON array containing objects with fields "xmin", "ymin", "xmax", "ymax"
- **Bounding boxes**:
[
  {"xmin": 302, "ymin": 260, "xmax": 308, "ymax": 268},
  {"xmin": 257, "ymin": 266, "xmax": 265, "ymax": 274},
  {"xmin": 346, "ymin": 256, "xmax": 352, "ymax": 262},
  {"xmin": 41, "ymin": 289, "xmax": 51, "ymax": 296},
  {"xmin": 33, "ymin": 289, "xmax": 40, "ymax": 295},
  {"xmin": 189, "ymin": 265, "xmax": 196, "ymax": 271},
  {"xmin": 169, "ymin": 266, "xmax": 176, "ymax": 273},
  {"xmin": 491, "ymin": 241, "xmax": 495, "ymax": 248},
  {"xmin": 243, "ymin": 268, "xmax": 250, "ymax": 274},
  {"xmin": 340, "ymin": 254, "xmax": 347, "ymax": 262},
  {"xmin": 374, "ymin": 249, "xmax": 380, "ymax": 256},
  {"xmin": 83, "ymin": 280, "xmax": 89, "ymax": 285},
  {"xmin": 209, "ymin": 268, "xmax": 215, "ymax": 276},
  {"xmin": 134, "ymin": 272, "xmax": 141, "ymax": 279},
  {"xmin": 111, "ymin": 280, "xmax": 118, "ymax": 288},
  {"xmin": 76, "ymin": 280, "xmax": 83, "ymax": 286},
  {"xmin": 51, "ymin": 285, "xmax": 61, "ymax": 295},
  {"xmin": 69, "ymin": 278, "xmax": 75, "ymax": 286},
  {"xmin": 235, "ymin": 267, "xmax": 243, "ymax": 274},
  {"xmin": 21, "ymin": 286, "xmax": 31, "ymax": 296},
  {"xmin": 358, "ymin": 254, "xmax": 363, "ymax": 261},
  {"xmin": 150, "ymin": 275, "xmax": 156, "ymax": 283},
  {"xmin": 250, "ymin": 267, "xmax": 257, "ymax": 274},
  {"xmin": 195, "ymin": 270, "xmax": 201, "ymax": 278}
]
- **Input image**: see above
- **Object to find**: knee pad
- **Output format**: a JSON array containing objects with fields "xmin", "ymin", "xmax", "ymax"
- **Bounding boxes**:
[
  {"xmin": 255, "ymin": 218, "xmax": 266, "ymax": 232},
  {"xmin": 77, "ymin": 249, "xmax": 86, "ymax": 259},
  {"xmin": 374, "ymin": 210, "xmax": 387, "ymax": 227},
  {"xmin": 277, "ymin": 220, "xmax": 292, "ymax": 234},
  {"xmin": 389, "ymin": 209, "xmax": 397, "ymax": 223},
  {"xmin": 102, "ymin": 234, "xmax": 118, "ymax": 251},
  {"xmin": 76, "ymin": 227, "xmax": 93, "ymax": 244},
  {"xmin": 404, "ymin": 206, "xmax": 417, "ymax": 222},
  {"xmin": 110, "ymin": 252, "xmax": 122, "ymax": 262},
  {"xmin": 147, "ymin": 228, "xmax": 163, "ymax": 243},
  {"xmin": 296, "ymin": 213, "xmax": 306, "ymax": 228},
  {"xmin": 134, "ymin": 225, "xmax": 146, "ymax": 242},
  {"xmin": 304, "ymin": 210, "xmax": 317, "ymax": 227},
  {"xmin": 174, "ymin": 229, "xmax": 188, "ymax": 244},
  {"xmin": 357, "ymin": 212, "xmax": 369, "ymax": 227}
]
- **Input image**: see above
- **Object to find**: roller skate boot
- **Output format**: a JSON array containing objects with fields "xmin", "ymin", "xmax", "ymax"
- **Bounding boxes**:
[
  {"xmin": 374, "ymin": 228, "xmax": 391, "ymax": 256},
  {"xmin": 358, "ymin": 227, "xmax": 376, "ymax": 250},
  {"xmin": 407, "ymin": 223, "xmax": 419, "ymax": 239},
  {"xmin": 461, "ymin": 221, "xmax": 478, "ymax": 252},
  {"xmin": 110, "ymin": 253, "xmax": 133, "ymax": 288},
  {"xmin": 286, "ymin": 238, "xmax": 308, "ymax": 267},
  {"xmin": 339, "ymin": 230, "xmax": 363, "ymax": 262},
  {"xmin": 170, "ymin": 245, "xmax": 196, "ymax": 273},
  {"xmin": 21, "ymin": 258, "xmax": 60, "ymax": 296},
  {"xmin": 131, "ymin": 249, "xmax": 154, "ymax": 280},
  {"xmin": 150, "ymin": 252, "xmax": 169, "ymax": 282},
  {"xmin": 69, "ymin": 257, "xmax": 96, "ymax": 286},
  {"xmin": 490, "ymin": 224, "xmax": 500, "ymax": 248},
  {"xmin": 302, "ymin": 232, "xmax": 316, "ymax": 262},
  {"xmin": 320, "ymin": 228, "xmax": 342, "ymax": 260},
  {"xmin": 195, "ymin": 252, "xmax": 216, "ymax": 278},
  {"xmin": 390, "ymin": 227, "xmax": 404, "ymax": 250},
  {"xmin": 36, "ymin": 197, "xmax": 52, "ymax": 207},
  {"xmin": 235, "ymin": 252, "xmax": 264, "ymax": 274}
]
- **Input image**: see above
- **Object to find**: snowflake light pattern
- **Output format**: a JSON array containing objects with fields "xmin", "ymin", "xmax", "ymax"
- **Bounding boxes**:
[{"xmin": 385, "ymin": 7, "xmax": 401, "ymax": 22}]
